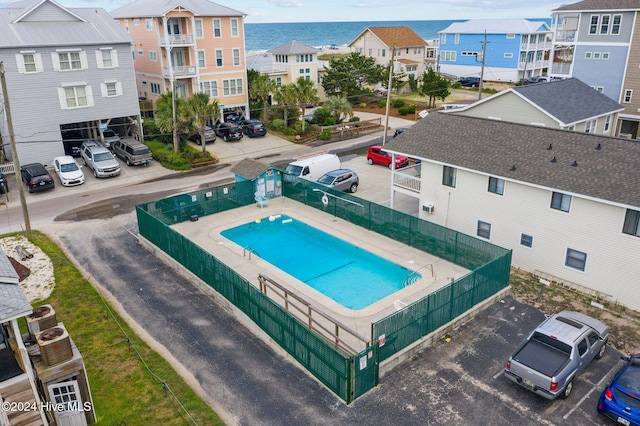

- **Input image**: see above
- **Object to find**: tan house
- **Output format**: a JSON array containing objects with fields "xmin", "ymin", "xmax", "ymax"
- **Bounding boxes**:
[
  {"xmin": 348, "ymin": 26, "xmax": 431, "ymax": 90},
  {"xmin": 110, "ymin": 0, "xmax": 249, "ymax": 120}
]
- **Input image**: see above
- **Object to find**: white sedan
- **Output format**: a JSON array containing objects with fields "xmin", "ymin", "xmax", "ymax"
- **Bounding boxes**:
[{"xmin": 53, "ymin": 155, "xmax": 85, "ymax": 186}]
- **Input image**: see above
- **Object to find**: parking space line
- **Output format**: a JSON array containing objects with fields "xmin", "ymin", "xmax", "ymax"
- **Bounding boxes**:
[{"xmin": 562, "ymin": 367, "xmax": 619, "ymax": 420}]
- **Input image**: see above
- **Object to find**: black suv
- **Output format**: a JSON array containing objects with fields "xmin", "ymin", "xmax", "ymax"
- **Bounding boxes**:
[
  {"xmin": 457, "ymin": 76, "xmax": 481, "ymax": 87},
  {"xmin": 20, "ymin": 163, "xmax": 55, "ymax": 193},
  {"xmin": 0, "ymin": 170, "xmax": 8, "ymax": 194},
  {"xmin": 214, "ymin": 123, "xmax": 243, "ymax": 142}
]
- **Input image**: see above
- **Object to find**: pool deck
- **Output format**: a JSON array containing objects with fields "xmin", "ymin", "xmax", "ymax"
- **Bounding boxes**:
[{"xmin": 173, "ymin": 197, "xmax": 469, "ymax": 352}]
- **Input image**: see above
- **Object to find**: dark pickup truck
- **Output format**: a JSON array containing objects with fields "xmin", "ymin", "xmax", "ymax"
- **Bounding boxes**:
[{"xmin": 504, "ymin": 310, "xmax": 608, "ymax": 400}]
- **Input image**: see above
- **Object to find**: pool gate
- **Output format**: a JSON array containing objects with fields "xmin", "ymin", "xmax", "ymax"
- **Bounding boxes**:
[{"xmin": 136, "ymin": 178, "xmax": 511, "ymax": 404}]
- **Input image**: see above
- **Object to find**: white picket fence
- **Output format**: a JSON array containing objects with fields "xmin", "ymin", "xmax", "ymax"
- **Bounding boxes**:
[{"xmin": 0, "ymin": 163, "xmax": 15, "ymax": 175}]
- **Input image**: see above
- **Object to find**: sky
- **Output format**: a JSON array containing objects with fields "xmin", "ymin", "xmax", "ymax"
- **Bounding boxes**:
[{"xmin": 3, "ymin": 0, "xmax": 566, "ymax": 23}]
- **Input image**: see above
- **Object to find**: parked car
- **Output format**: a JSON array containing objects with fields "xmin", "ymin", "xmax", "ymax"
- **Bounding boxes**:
[
  {"xmin": 214, "ymin": 123, "xmax": 243, "ymax": 142},
  {"xmin": 504, "ymin": 310, "xmax": 608, "ymax": 400},
  {"xmin": 61, "ymin": 129, "xmax": 85, "ymax": 157},
  {"xmin": 0, "ymin": 170, "xmax": 8, "ymax": 194},
  {"xmin": 80, "ymin": 141, "xmax": 121, "ymax": 178},
  {"xmin": 239, "ymin": 119, "xmax": 267, "ymax": 138},
  {"xmin": 52, "ymin": 155, "xmax": 85, "ymax": 186},
  {"xmin": 317, "ymin": 169, "xmax": 359, "ymax": 193},
  {"xmin": 101, "ymin": 129, "xmax": 121, "ymax": 150},
  {"xmin": 457, "ymin": 76, "xmax": 481, "ymax": 87},
  {"xmin": 303, "ymin": 113, "xmax": 316, "ymax": 124},
  {"xmin": 597, "ymin": 351, "xmax": 640, "ymax": 425},
  {"xmin": 188, "ymin": 126, "xmax": 216, "ymax": 145},
  {"xmin": 393, "ymin": 128, "xmax": 407, "ymax": 138},
  {"xmin": 112, "ymin": 139, "xmax": 152, "ymax": 166},
  {"xmin": 519, "ymin": 76, "xmax": 549, "ymax": 85},
  {"xmin": 224, "ymin": 114, "xmax": 241, "ymax": 123},
  {"xmin": 374, "ymin": 87, "xmax": 388, "ymax": 96},
  {"xmin": 20, "ymin": 163, "xmax": 55, "ymax": 193},
  {"xmin": 367, "ymin": 145, "xmax": 409, "ymax": 169}
]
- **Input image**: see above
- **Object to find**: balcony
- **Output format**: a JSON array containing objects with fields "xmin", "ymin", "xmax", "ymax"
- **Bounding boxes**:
[
  {"xmin": 519, "ymin": 42, "xmax": 551, "ymax": 50},
  {"xmin": 551, "ymin": 62, "xmax": 572, "ymax": 75},
  {"xmin": 162, "ymin": 66, "xmax": 197, "ymax": 79},
  {"xmin": 518, "ymin": 60, "xmax": 547, "ymax": 70},
  {"xmin": 554, "ymin": 30, "xmax": 576, "ymax": 43},
  {"xmin": 159, "ymin": 34, "xmax": 194, "ymax": 46},
  {"xmin": 393, "ymin": 164, "xmax": 421, "ymax": 193}
]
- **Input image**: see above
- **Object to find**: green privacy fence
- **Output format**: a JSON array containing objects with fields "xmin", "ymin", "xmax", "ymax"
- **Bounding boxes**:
[
  {"xmin": 136, "ymin": 182, "xmax": 364, "ymax": 403},
  {"xmin": 283, "ymin": 178, "xmax": 512, "ymax": 362}
]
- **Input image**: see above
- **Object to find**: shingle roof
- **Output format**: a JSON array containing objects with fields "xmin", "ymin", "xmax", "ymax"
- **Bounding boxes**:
[
  {"xmin": 350, "ymin": 26, "xmax": 426, "ymax": 49},
  {"xmin": 110, "ymin": 0, "xmax": 245, "ymax": 18},
  {"xmin": 0, "ymin": 247, "xmax": 31, "ymax": 323},
  {"xmin": 440, "ymin": 19, "xmax": 550, "ymax": 34},
  {"xmin": 229, "ymin": 158, "xmax": 271, "ymax": 180},
  {"xmin": 0, "ymin": 0, "xmax": 132, "ymax": 48},
  {"xmin": 554, "ymin": 0, "xmax": 640, "ymax": 12},
  {"xmin": 385, "ymin": 112, "xmax": 640, "ymax": 208},
  {"xmin": 267, "ymin": 40, "xmax": 319, "ymax": 55},
  {"xmin": 489, "ymin": 78, "xmax": 623, "ymax": 125}
]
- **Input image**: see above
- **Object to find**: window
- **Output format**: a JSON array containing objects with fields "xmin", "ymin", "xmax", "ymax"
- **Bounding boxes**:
[
  {"xmin": 149, "ymin": 50, "xmax": 157, "ymax": 62},
  {"xmin": 623, "ymin": 209, "xmax": 640, "ymax": 236},
  {"xmin": 59, "ymin": 85, "xmax": 92, "ymax": 109},
  {"xmin": 138, "ymin": 49, "xmax": 143, "ymax": 56},
  {"xmin": 442, "ymin": 166, "xmax": 457, "ymax": 187},
  {"xmin": 215, "ymin": 49, "xmax": 223, "ymax": 67},
  {"xmin": 506, "ymin": 33, "xmax": 515, "ymax": 39},
  {"xmin": 504, "ymin": 52, "xmax": 513, "ymax": 58},
  {"xmin": 585, "ymin": 52, "xmax": 592, "ymax": 59},
  {"xmin": 131, "ymin": 50, "xmax": 135, "ymax": 61},
  {"xmin": 197, "ymin": 50, "xmax": 206, "ymax": 68},
  {"xmin": 594, "ymin": 52, "xmax": 601, "ymax": 59},
  {"xmin": 612, "ymin": 15, "xmax": 622, "ymax": 34},
  {"xmin": 96, "ymin": 49, "xmax": 119, "ymax": 68},
  {"xmin": 299, "ymin": 69, "xmax": 304, "ymax": 74},
  {"xmin": 624, "ymin": 89, "xmax": 632, "ymax": 103},
  {"xmin": 231, "ymin": 18, "xmax": 238, "ymax": 37},
  {"xmin": 23, "ymin": 53, "xmax": 36, "ymax": 72},
  {"xmin": 565, "ymin": 248, "xmax": 587, "ymax": 271},
  {"xmin": 520, "ymin": 234, "xmax": 533, "ymax": 248},
  {"xmin": 101, "ymin": 81, "xmax": 122, "ymax": 97},
  {"xmin": 440, "ymin": 51, "xmax": 456, "ymax": 61},
  {"xmin": 577, "ymin": 339, "xmax": 588, "ymax": 356},
  {"xmin": 195, "ymin": 19, "xmax": 203, "ymax": 38},
  {"xmin": 124, "ymin": 20, "xmax": 129, "ymax": 33},
  {"xmin": 16, "ymin": 52, "xmax": 43, "ymax": 73},
  {"xmin": 604, "ymin": 114, "xmax": 611, "ymax": 132},
  {"xmin": 441, "ymin": 34, "xmax": 446, "ymax": 44},
  {"xmin": 222, "ymin": 78, "xmax": 243, "ymax": 96},
  {"xmin": 589, "ymin": 15, "xmax": 599, "ymax": 34},
  {"xmin": 378, "ymin": 49, "xmax": 386, "ymax": 57},
  {"xmin": 600, "ymin": 15, "xmax": 610, "ymax": 34},
  {"xmin": 213, "ymin": 19, "xmax": 221, "ymax": 37},
  {"xmin": 133, "ymin": 18, "xmax": 140, "ymax": 26},
  {"xmin": 477, "ymin": 221, "xmax": 491, "ymax": 239},
  {"xmin": 58, "ymin": 51, "xmax": 82, "ymax": 70},
  {"xmin": 551, "ymin": 192, "xmax": 571, "ymax": 212},
  {"xmin": 584, "ymin": 119, "xmax": 596, "ymax": 133},
  {"xmin": 233, "ymin": 48, "xmax": 240, "ymax": 66},
  {"xmin": 145, "ymin": 19, "xmax": 153, "ymax": 30},
  {"xmin": 603, "ymin": 52, "xmax": 610, "ymax": 60},
  {"xmin": 150, "ymin": 82, "xmax": 161, "ymax": 94},
  {"xmin": 199, "ymin": 80, "xmax": 218, "ymax": 97},
  {"xmin": 454, "ymin": 33, "xmax": 460, "ymax": 44},
  {"xmin": 488, "ymin": 177, "xmax": 505, "ymax": 195},
  {"xmin": 596, "ymin": 86, "xmax": 604, "ymax": 93}
]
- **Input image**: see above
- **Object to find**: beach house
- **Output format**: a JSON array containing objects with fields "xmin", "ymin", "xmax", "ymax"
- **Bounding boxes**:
[{"xmin": 438, "ymin": 19, "xmax": 552, "ymax": 82}]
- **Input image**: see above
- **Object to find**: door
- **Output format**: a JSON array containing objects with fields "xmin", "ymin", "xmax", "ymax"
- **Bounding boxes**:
[
  {"xmin": 167, "ymin": 18, "xmax": 181, "ymax": 35},
  {"xmin": 47, "ymin": 381, "xmax": 87, "ymax": 426}
]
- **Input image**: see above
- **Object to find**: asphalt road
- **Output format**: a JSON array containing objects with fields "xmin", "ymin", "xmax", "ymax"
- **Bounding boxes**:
[{"xmin": 46, "ymin": 211, "xmax": 619, "ymax": 426}]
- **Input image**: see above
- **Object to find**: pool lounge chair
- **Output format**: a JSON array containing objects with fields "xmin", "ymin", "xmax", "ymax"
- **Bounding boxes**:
[{"xmin": 255, "ymin": 191, "xmax": 269, "ymax": 208}]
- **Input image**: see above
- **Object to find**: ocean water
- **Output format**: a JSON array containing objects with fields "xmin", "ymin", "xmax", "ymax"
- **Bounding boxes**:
[{"xmin": 244, "ymin": 20, "xmax": 463, "ymax": 52}]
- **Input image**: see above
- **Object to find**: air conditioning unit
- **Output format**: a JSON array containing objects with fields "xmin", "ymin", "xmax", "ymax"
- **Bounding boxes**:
[
  {"xmin": 36, "ymin": 323, "xmax": 73, "ymax": 367},
  {"xmin": 27, "ymin": 304, "xmax": 57, "ymax": 337},
  {"xmin": 422, "ymin": 204, "xmax": 435, "ymax": 214}
]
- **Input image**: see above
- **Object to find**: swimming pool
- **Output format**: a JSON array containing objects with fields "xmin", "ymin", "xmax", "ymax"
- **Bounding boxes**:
[{"xmin": 221, "ymin": 215, "xmax": 421, "ymax": 310}]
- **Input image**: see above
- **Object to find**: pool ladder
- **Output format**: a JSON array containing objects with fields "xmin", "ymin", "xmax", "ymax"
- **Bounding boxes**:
[
  {"xmin": 402, "ymin": 264, "xmax": 433, "ymax": 287},
  {"xmin": 243, "ymin": 246, "xmax": 260, "ymax": 260}
]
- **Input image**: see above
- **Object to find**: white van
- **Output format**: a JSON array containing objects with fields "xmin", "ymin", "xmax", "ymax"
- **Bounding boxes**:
[{"xmin": 285, "ymin": 153, "xmax": 340, "ymax": 182}]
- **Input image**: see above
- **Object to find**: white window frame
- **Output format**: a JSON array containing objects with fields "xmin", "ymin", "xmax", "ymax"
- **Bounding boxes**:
[
  {"xmin": 520, "ymin": 234, "xmax": 533, "ymax": 248},
  {"xmin": 584, "ymin": 118, "xmax": 597, "ymax": 133},
  {"xmin": 150, "ymin": 82, "xmax": 161, "ymax": 94},
  {"xmin": 504, "ymin": 52, "xmax": 513, "ymax": 58},
  {"xmin": 600, "ymin": 14, "xmax": 610, "ymax": 34},
  {"xmin": 585, "ymin": 52, "xmax": 592, "ymax": 59},
  {"xmin": 222, "ymin": 78, "xmax": 243, "ymax": 96},
  {"xmin": 565, "ymin": 248, "xmax": 587, "ymax": 271},
  {"xmin": 624, "ymin": 89, "xmax": 632, "ymax": 103},
  {"xmin": 195, "ymin": 19, "xmax": 203, "ymax": 38},
  {"xmin": 213, "ymin": 18, "xmax": 221, "ymax": 38},
  {"xmin": 149, "ymin": 50, "xmax": 157, "ymax": 62},
  {"xmin": 441, "ymin": 34, "xmax": 446, "ymax": 44},
  {"xmin": 16, "ymin": 52, "xmax": 43, "ymax": 74},
  {"xmin": 233, "ymin": 48, "xmax": 240, "ymax": 66},
  {"xmin": 477, "ymin": 221, "xmax": 491, "ymax": 239},
  {"xmin": 551, "ymin": 192, "xmax": 572, "ymax": 212},
  {"xmin": 602, "ymin": 52, "xmax": 610, "ymax": 60},
  {"xmin": 95, "ymin": 49, "xmax": 119, "ymax": 69},
  {"xmin": 53, "ymin": 50, "xmax": 87, "ymax": 71},
  {"xmin": 589, "ymin": 15, "xmax": 599, "ymax": 34},
  {"xmin": 454, "ymin": 33, "xmax": 460, "ymax": 44},
  {"xmin": 58, "ymin": 84, "xmax": 94, "ymax": 109},
  {"xmin": 440, "ymin": 51, "xmax": 456, "ymax": 61},
  {"xmin": 231, "ymin": 18, "xmax": 239, "ymax": 37},
  {"xmin": 506, "ymin": 33, "xmax": 515, "ymax": 39},
  {"xmin": 593, "ymin": 52, "xmax": 601, "ymax": 59},
  {"xmin": 199, "ymin": 80, "xmax": 218, "ymax": 97},
  {"xmin": 612, "ymin": 14, "xmax": 622, "ymax": 35},
  {"xmin": 442, "ymin": 166, "xmax": 457, "ymax": 188},
  {"xmin": 145, "ymin": 19, "xmax": 153, "ymax": 30},
  {"xmin": 197, "ymin": 50, "xmax": 206, "ymax": 68},
  {"xmin": 215, "ymin": 49, "xmax": 223, "ymax": 67},
  {"xmin": 125, "ymin": 20, "xmax": 129, "ymax": 33},
  {"xmin": 100, "ymin": 81, "xmax": 123, "ymax": 97},
  {"xmin": 604, "ymin": 114, "xmax": 611, "ymax": 132},
  {"xmin": 488, "ymin": 176, "xmax": 505, "ymax": 195},
  {"xmin": 133, "ymin": 18, "xmax": 140, "ymax": 26}
]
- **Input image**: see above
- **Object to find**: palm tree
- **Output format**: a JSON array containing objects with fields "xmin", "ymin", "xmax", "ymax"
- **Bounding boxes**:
[
  {"xmin": 273, "ymin": 83, "xmax": 297, "ymax": 127},
  {"xmin": 323, "ymin": 96, "xmax": 353, "ymax": 123},
  {"xmin": 294, "ymin": 77, "xmax": 319, "ymax": 132},
  {"xmin": 249, "ymin": 73, "xmax": 275, "ymax": 121},
  {"xmin": 185, "ymin": 93, "xmax": 220, "ymax": 153},
  {"xmin": 154, "ymin": 91, "xmax": 189, "ymax": 152}
]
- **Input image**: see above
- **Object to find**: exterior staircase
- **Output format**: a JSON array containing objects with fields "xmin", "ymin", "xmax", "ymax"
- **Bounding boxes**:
[{"xmin": 0, "ymin": 374, "xmax": 44, "ymax": 426}]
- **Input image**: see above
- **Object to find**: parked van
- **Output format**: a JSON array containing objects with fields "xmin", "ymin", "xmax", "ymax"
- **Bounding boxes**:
[{"xmin": 285, "ymin": 153, "xmax": 340, "ymax": 182}]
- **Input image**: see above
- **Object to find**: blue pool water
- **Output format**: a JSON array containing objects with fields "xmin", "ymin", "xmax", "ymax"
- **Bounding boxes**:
[{"xmin": 221, "ymin": 215, "xmax": 421, "ymax": 310}]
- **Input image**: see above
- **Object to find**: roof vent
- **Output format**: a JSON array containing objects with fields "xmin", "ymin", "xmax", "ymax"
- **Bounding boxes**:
[
  {"xmin": 595, "ymin": 143, "xmax": 602, "ymax": 150},
  {"xmin": 550, "ymin": 156, "xmax": 557, "ymax": 163},
  {"xmin": 547, "ymin": 143, "xmax": 553, "ymax": 150},
  {"xmin": 571, "ymin": 161, "xmax": 578, "ymax": 167},
  {"xmin": 509, "ymin": 165, "xmax": 516, "ymax": 171}
]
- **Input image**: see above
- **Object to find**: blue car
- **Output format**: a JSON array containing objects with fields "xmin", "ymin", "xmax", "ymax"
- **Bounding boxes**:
[{"xmin": 598, "ymin": 352, "xmax": 640, "ymax": 425}]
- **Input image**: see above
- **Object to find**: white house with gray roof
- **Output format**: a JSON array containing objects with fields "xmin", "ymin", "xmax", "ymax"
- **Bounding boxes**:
[
  {"xmin": 447, "ymin": 77, "xmax": 624, "ymax": 136},
  {"xmin": 0, "ymin": 0, "xmax": 141, "ymax": 166},
  {"xmin": 384, "ymin": 111, "xmax": 640, "ymax": 311}
]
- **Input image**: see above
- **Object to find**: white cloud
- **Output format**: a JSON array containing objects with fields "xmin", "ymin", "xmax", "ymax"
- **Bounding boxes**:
[{"xmin": 269, "ymin": 0, "xmax": 304, "ymax": 7}]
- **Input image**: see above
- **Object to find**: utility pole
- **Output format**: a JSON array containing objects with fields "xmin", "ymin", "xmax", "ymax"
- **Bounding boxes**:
[
  {"xmin": 0, "ymin": 62, "xmax": 31, "ymax": 237},
  {"xmin": 478, "ymin": 31, "xmax": 488, "ymax": 100},
  {"xmin": 382, "ymin": 43, "xmax": 396, "ymax": 146}
]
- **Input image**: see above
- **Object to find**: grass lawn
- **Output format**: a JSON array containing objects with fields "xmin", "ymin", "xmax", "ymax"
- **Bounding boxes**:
[{"xmin": 15, "ymin": 231, "xmax": 224, "ymax": 426}]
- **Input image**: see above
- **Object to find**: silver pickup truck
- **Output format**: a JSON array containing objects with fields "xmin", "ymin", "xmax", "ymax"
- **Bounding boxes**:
[{"xmin": 504, "ymin": 310, "xmax": 608, "ymax": 400}]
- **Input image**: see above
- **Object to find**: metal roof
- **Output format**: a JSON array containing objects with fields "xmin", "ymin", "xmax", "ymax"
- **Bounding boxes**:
[
  {"xmin": 267, "ymin": 40, "xmax": 319, "ymax": 55},
  {"xmin": 1, "ymin": 0, "xmax": 132, "ymax": 48},
  {"xmin": 385, "ymin": 111, "xmax": 640, "ymax": 209},
  {"xmin": 440, "ymin": 19, "xmax": 551, "ymax": 34},
  {"xmin": 110, "ymin": 0, "xmax": 245, "ymax": 19},
  {"xmin": 554, "ymin": 0, "xmax": 640, "ymax": 12}
]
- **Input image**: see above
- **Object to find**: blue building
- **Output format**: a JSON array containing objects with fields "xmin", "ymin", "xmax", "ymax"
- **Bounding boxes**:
[{"xmin": 438, "ymin": 19, "xmax": 552, "ymax": 82}]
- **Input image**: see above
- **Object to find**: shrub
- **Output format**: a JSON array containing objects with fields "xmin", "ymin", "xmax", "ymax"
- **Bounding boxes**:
[
  {"xmin": 392, "ymin": 99, "xmax": 406, "ymax": 108},
  {"xmin": 284, "ymin": 127, "xmax": 296, "ymax": 136},
  {"xmin": 271, "ymin": 119, "xmax": 285, "ymax": 130},
  {"xmin": 398, "ymin": 107, "xmax": 410, "ymax": 115},
  {"xmin": 407, "ymin": 104, "xmax": 416, "ymax": 113},
  {"xmin": 360, "ymin": 103, "xmax": 367, "ymax": 108},
  {"xmin": 313, "ymin": 108, "xmax": 332, "ymax": 125},
  {"xmin": 378, "ymin": 99, "xmax": 387, "ymax": 108},
  {"xmin": 320, "ymin": 129, "xmax": 332, "ymax": 140},
  {"xmin": 324, "ymin": 117, "xmax": 336, "ymax": 126},
  {"xmin": 349, "ymin": 116, "xmax": 360, "ymax": 123}
]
